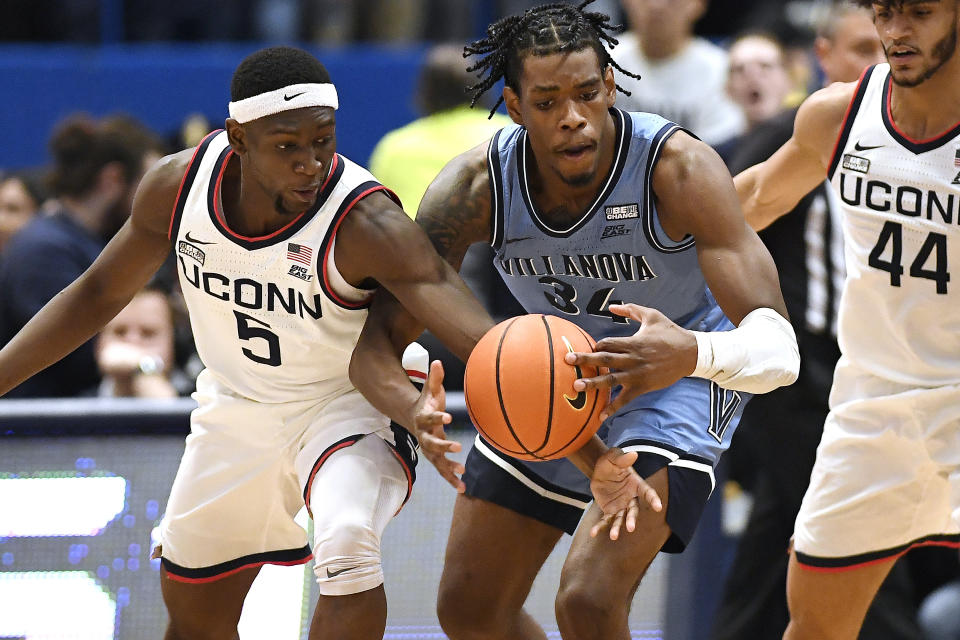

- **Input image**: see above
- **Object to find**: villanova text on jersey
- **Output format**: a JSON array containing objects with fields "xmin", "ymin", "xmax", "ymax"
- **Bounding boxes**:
[{"xmin": 488, "ymin": 108, "xmax": 733, "ymax": 340}]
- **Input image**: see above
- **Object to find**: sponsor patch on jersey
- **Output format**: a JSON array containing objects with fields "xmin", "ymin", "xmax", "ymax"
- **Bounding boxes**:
[
  {"xmin": 288, "ymin": 264, "xmax": 314, "ymax": 282},
  {"xmin": 605, "ymin": 204, "xmax": 639, "ymax": 220},
  {"xmin": 177, "ymin": 240, "xmax": 206, "ymax": 265},
  {"xmin": 842, "ymin": 154, "xmax": 870, "ymax": 174},
  {"xmin": 601, "ymin": 224, "xmax": 631, "ymax": 239}
]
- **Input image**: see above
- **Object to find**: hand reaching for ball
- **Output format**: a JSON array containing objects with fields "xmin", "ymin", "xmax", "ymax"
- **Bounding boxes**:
[
  {"xmin": 415, "ymin": 360, "xmax": 465, "ymax": 492},
  {"xmin": 564, "ymin": 303, "xmax": 698, "ymax": 421}
]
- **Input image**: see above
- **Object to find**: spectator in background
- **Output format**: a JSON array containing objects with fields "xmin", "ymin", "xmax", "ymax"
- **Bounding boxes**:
[
  {"xmin": 368, "ymin": 43, "xmax": 512, "ymax": 215},
  {"xmin": 368, "ymin": 43, "xmax": 522, "ymax": 390},
  {"xmin": 709, "ymin": 6, "xmax": 914, "ymax": 639},
  {"xmin": 309, "ymin": 0, "xmax": 473, "ymax": 44},
  {"xmin": 0, "ymin": 113, "xmax": 162, "ymax": 398},
  {"xmin": 715, "ymin": 32, "xmax": 793, "ymax": 163},
  {"xmin": 94, "ymin": 283, "xmax": 192, "ymax": 398},
  {"xmin": 99, "ymin": 114, "xmax": 169, "ymax": 240},
  {"xmin": 0, "ymin": 171, "xmax": 47, "ymax": 252},
  {"xmin": 498, "ymin": 0, "xmax": 622, "ymax": 24},
  {"xmin": 612, "ymin": 0, "xmax": 745, "ymax": 146}
]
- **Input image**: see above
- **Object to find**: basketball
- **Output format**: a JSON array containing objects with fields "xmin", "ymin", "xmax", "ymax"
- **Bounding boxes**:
[{"xmin": 463, "ymin": 314, "xmax": 607, "ymax": 461}]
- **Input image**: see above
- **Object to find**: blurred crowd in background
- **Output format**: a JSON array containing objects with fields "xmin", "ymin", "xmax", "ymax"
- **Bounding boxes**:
[
  {"xmin": 8, "ymin": 2, "xmax": 960, "ymax": 638},
  {"xmin": 5, "ymin": 0, "xmax": 800, "ymax": 45},
  {"xmin": 1, "ymin": 0, "xmax": 850, "ymax": 401}
]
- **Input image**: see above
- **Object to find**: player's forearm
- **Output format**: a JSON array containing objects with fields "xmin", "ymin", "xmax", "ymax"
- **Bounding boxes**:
[
  {"xmin": 691, "ymin": 307, "xmax": 800, "ymax": 394},
  {"xmin": 398, "ymin": 271, "xmax": 494, "ymax": 363},
  {"xmin": 350, "ymin": 341, "xmax": 422, "ymax": 431},
  {"xmin": 350, "ymin": 303, "xmax": 425, "ymax": 431},
  {"xmin": 735, "ymin": 165, "xmax": 786, "ymax": 231},
  {"xmin": 0, "ymin": 278, "xmax": 129, "ymax": 395}
]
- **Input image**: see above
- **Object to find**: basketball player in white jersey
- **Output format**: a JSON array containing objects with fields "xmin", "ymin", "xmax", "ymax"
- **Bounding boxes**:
[
  {"xmin": 0, "ymin": 46, "xmax": 495, "ymax": 639},
  {"xmin": 677, "ymin": 1, "xmax": 960, "ymax": 637}
]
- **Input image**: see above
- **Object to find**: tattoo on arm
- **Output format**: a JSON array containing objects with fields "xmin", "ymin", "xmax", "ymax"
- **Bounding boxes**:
[{"xmin": 416, "ymin": 159, "xmax": 493, "ymax": 270}]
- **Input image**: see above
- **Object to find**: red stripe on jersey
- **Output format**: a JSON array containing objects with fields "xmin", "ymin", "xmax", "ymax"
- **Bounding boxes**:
[
  {"xmin": 828, "ymin": 66, "xmax": 872, "ymax": 177},
  {"xmin": 303, "ymin": 437, "xmax": 361, "ymax": 517},
  {"xmin": 212, "ymin": 150, "xmax": 309, "ymax": 241},
  {"xmin": 884, "ymin": 75, "xmax": 960, "ymax": 144},
  {"xmin": 799, "ymin": 539, "xmax": 960, "ymax": 573},
  {"xmin": 168, "ymin": 130, "xmax": 220, "ymax": 240},
  {"xmin": 163, "ymin": 555, "xmax": 313, "ymax": 584},
  {"xmin": 321, "ymin": 186, "xmax": 392, "ymax": 309}
]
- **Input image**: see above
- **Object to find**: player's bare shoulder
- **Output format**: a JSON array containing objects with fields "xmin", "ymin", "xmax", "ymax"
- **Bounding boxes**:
[
  {"xmin": 651, "ymin": 129, "xmax": 736, "ymax": 236},
  {"xmin": 417, "ymin": 141, "xmax": 494, "ymax": 257},
  {"xmin": 130, "ymin": 147, "xmax": 199, "ymax": 237},
  {"xmin": 793, "ymin": 80, "xmax": 860, "ymax": 163}
]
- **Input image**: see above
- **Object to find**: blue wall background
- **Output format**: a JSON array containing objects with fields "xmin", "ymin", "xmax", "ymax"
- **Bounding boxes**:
[{"xmin": 0, "ymin": 44, "xmax": 429, "ymax": 170}]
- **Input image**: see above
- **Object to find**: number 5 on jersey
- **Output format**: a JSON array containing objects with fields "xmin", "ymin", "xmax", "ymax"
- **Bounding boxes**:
[{"xmin": 233, "ymin": 310, "xmax": 282, "ymax": 366}]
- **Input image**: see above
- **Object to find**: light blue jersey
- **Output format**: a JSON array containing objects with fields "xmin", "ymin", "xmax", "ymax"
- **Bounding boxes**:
[
  {"xmin": 489, "ymin": 108, "xmax": 730, "ymax": 339},
  {"xmin": 463, "ymin": 109, "xmax": 750, "ymax": 549}
]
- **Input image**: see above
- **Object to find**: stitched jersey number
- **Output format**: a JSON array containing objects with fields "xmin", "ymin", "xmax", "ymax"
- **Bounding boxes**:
[
  {"xmin": 537, "ymin": 277, "xmax": 629, "ymax": 324},
  {"xmin": 867, "ymin": 221, "xmax": 950, "ymax": 294},
  {"xmin": 233, "ymin": 310, "xmax": 282, "ymax": 366}
]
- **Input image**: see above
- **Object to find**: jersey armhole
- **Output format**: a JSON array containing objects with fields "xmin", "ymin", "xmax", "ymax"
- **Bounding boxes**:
[
  {"xmin": 487, "ymin": 129, "xmax": 506, "ymax": 251},
  {"xmin": 827, "ymin": 65, "xmax": 876, "ymax": 181},
  {"xmin": 318, "ymin": 182, "xmax": 397, "ymax": 310},
  {"xmin": 643, "ymin": 123, "xmax": 697, "ymax": 254},
  {"xmin": 168, "ymin": 129, "xmax": 222, "ymax": 243}
]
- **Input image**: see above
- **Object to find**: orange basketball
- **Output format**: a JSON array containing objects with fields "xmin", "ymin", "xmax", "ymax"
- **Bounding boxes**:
[{"xmin": 464, "ymin": 314, "xmax": 606, "ymax": 461}]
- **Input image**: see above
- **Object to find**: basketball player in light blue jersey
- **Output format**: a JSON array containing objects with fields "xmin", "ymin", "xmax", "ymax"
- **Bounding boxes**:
[{"xmin": 350, "ymin": 2, "xmax": 800, "ymax": 639}]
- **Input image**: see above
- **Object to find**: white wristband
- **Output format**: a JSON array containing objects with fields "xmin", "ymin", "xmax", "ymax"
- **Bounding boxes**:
[{"xmin": 691, "ymin": 308, "xmax": 799, "ymax": 394}]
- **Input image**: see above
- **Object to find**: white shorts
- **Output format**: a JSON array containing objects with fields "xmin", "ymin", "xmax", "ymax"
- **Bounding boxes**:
[
  {"xmin": 794, "ymin": 358, "xmax": 960, "ymax": 569},
  {"xmin": 158, "ymin": 369, "xmax": 416, "ymax": 584}
]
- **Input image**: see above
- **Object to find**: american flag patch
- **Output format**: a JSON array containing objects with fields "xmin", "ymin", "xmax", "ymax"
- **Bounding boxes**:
[
  {"xmin": 287, "ymin": 243, "xmax": 313, "ymax": 265},
  {"xmin": 954, "ymin": 147, "xmax": 960, "ymax": 167}
]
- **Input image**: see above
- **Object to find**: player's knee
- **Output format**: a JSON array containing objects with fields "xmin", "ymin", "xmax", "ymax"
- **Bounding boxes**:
[
  {"xmin": 312, "ymin": 519, "xmax": 382, "ymax": 596},
  {"xmin": 437, "ymin": 580, "xmax": 483, "ymax": 637},
  {"xmin": 555, "ymin": 576, "xmax": 620, "ymax": 634},
  {"xmin": 437, "ymin": 576, "xmax": 504, "ymax": 639}
]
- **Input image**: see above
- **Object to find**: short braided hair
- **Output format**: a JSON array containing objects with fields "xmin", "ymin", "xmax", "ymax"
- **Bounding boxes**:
[{"xmin": 464, "ymin": 0, "xmax": 641, "ymax": 117}]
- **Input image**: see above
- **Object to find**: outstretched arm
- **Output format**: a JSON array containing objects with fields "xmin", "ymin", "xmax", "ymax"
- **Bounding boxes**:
[
  {"xmin": 0, "ymin": 152, "xmax": 184, "ymax": 396},
  {"xmin": 346, "ymin": 145, "xmax": 495, "ymax": 490},
  {"xmin": 737, "ymin": 81, "xmax": 854, "ymax": 230},
  {"xmin": 567, "ymin": 130, "xmax": 799, "ymax": 416}
]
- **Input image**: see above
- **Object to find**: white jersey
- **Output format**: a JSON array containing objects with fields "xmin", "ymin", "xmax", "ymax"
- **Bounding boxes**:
[
  {"xmin": 169, "ymin": 130, "xmax": 395, "ymax": 403},
  {"xmin": 828, "ymin": 63, "xmax": 960, "ymax": 386}
]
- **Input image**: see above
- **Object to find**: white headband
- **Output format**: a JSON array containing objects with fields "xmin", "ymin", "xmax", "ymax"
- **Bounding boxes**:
[{"xmin": 228, "ymin": 83, "xmax": 339, "ymax": 123}]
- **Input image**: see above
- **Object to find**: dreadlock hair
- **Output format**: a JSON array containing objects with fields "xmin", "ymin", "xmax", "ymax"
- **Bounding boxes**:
[
  {"xmin": 464, "ymin": 0, "xmax": 641, "ymax": 117},
  {"xmin": 231, "ymin": 46, "xmax": 332, "ymax": 102}
]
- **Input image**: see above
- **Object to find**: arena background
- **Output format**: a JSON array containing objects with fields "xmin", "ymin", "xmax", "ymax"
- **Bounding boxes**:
[{"xmin": 0, "ymin": 1, "xmax": 771, "ymax": 635}]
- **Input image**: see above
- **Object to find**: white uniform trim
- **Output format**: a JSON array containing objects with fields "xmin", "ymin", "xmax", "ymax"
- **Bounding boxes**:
[
  {"xmin": 474, "ymin": 436, "xmax": 590, "ymax": 509},
  {"xmin": 620, "ymin": 443, "xmax": 679, "ymax": 462},
  {"xmin": 621, "ymin": 444, "xmax": 717, "ymax": 491}
]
